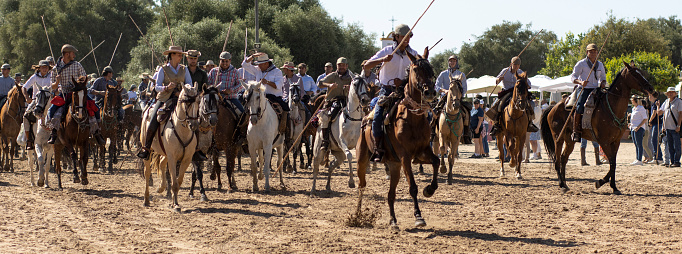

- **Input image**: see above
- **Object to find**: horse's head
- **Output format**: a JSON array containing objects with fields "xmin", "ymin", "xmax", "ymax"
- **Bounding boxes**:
[
  {"xmin": 177, "ymin": 82, "xmax": 200, "ymax": 131},
  {"xmin": 33, "ymin": 86, "xmax": 53, "ymax": 117},
  {"xmin": 622, "ymin": 61, "xmax": 657, "ymax": 97},
  {"xmin": 104, "ymin": 82, "xmax": 122, "ymax": 117},
  {"xmin": 71, "ymin": 76, "xmax": 89, "ymax": 120},
  {"xmin": 351, "ymin": 74, "xmax": 371, "ymax": 107},
  {"xmin": 447, "ymin": 73, "xmax": 464, "ymax": 110},
  {"xmin": 241, "ymin": 80, "xmax": 265, "ymax": 125},
  {"xmin": 406, "ymin": 47, "xmax": 437, "ymax": 102},
  {"xmin": 200, "ymin": 83, "xmax": 220, "ymax": 127},
  {"xmin": 512, "ymin": 71, "xmax": 531, "ymax": 110},
  {"xmin": 289, "ymin": 81, "xmax": 301, "ymax": 105}
]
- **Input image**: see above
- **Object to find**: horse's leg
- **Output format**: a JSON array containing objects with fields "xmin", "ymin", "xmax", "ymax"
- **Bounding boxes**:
[
  {"xmin": 386, "ymin": 161, "xmax": 401, "ymax": 229},
  {"xmin": 497, "ymin": 134, "xmax": 506, "ymax": 177},
  {"xmin": 249, "ymin": 144, "xmax": 259, "ymax": 192},
  {"xmin": 226, "ymin": 147, "xmax": 237, "ymax": 192},
  {"xmin": 338, "ymin": 136, "xmax": 356, "ymax": 189},
  {"xmin": 326, "ymin": 150, "xmax": 345, "ymax": 191},
  {"xmin": 214, "ymin": 149, "xmax": 223, "ymax": 191},
  {"xmin": 597, "ymin": 143, "xmax": 621, "ymax": 194},
  {"xmin": 53, "ymin": 144, "xmax": 63, "ymax": 189},
  {"xmin": 439, "ymin": 136, "xmax": 449, "ymax": 184},
  {"xmin": 277, "ymin": 145, "xmax": 286, "ymax": 190},
  {"xmin": 311, "ymin": 133, "xmax": 322, "ymax": 195},
  {"xmin": 401, "ymin": 157, "xmax": 426, "ymax": 228},
  {"xmin": 556, "ymin": 139, "xmax": 573, "ymax": 192},
  {"xmin": 420, "ymin": 148, "xmax": 440, "ymax": 198},
  {"xmin": 65, "ymin": 145, "xmax": 80, "ymax": 184},
  {"xmin": 447, "ymin": 139, "xmax": 456, "ymax": 185},
  {"xmin": 166, "ymin": 156, "xmax": 181, "ymax": 212},
  {"xmin": 9, "ymin": 142, "xmax": 14, "ymax": 173},
  {"xmin": 515, "ymin": 138, "xmax": 524, "ymax": 179},
  {"xmin": 79, "ymin": 144, "xmax": 89, "ymax": 185},
  {"xmin": 356, "ymin": 134, "xmax": 370, "ymax": 189},
  {"xmin": 108, "ymin": 138, "xmax": 116, "ymax": 173},
  {"xmin": 189, "ymin": 161, "xmax": 198, "ymax": 198}
]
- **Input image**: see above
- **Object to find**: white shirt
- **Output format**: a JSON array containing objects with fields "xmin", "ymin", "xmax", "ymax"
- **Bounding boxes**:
[
  {"xmin": 241, "ymin": 58, "xmax": 284, "ymax": 97},
  {"xmin": 23, "ymin": 72, "xmax": 52, "ymax": 99},
  {"xmin": 368, "ymin": 45, "xmax": 418, "ymax": 86},
  {"xmin": 296, "ymin": 73, "xmax": 316, "ymax": 93},
  {"xmin": 661, "ymin": 97, "xmax": 682, "ymax": 130},
  {"xmin": 570, "ymin": 58, "xmax": 606, "ymax": 89},
  {"xmin": 237, "ymin": 67, "xmax": 257, "ymax": 82},
  {"xmin": 496, "ymin": 67, "xmax": 529, "ymax": 91},
  {"xmin": 629, "ymin": 105, "xmax": 647, "ymax": 131},
  {"xmin": 154, "ymin": 63, "xmax": 193, "ymax": 93}
]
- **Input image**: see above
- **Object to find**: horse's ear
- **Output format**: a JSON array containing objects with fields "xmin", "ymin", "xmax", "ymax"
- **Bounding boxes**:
[
  {"xmin": 622, "ymin": 60, "xmax": 631, "ymax": 69},
  {"xmin": 240, "ymin": 80, "xmax": 248, "ymax": 90},
  {"xmin": 202, "ymin": 83, "xmax": 207, "ymax": 92},
  {"xmin": 457, "ymin": 74, "xmax": 463, "ymax": 81},
  {"xmin": 423, "ymin": 46, "xmax": 429, "ymax": 60},
  {"xmin": 406, "ymin": 50, "xmax": 417, "ymax": 63}
]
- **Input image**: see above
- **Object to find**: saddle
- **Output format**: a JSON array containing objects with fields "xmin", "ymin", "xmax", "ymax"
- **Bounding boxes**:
[
  {"xmin": 581, "ymin": 89, "xmax": 602, "ymax": 130},
  {"xmin": 221, "ymin": 98, "xmax": 242, "ymax": 118},
  {"xmin": 157, "ymin": 97, "xmax": 177, "ymax": 124},
  {"xmin": 265, "ymin": 97, "xmax": 284, "ymax": 123}
]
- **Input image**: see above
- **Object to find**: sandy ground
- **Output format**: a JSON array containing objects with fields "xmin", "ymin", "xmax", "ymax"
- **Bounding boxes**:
[{"xmin": 1, "ymin": 139, "xmax": 681, "ymax": 253}]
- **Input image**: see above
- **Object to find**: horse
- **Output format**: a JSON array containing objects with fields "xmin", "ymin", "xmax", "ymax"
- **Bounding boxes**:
[
  {"xmin": 188, "ymin": 84, "xmax": 221, "ymax": 201},
  {"xmin": 284, "ymin": 81, "xmax": 310, "ymax": 173},
  {"xmin": 26, "ymin": 87, "xmax": 54, "ymax": 187},
  {"xmin": 356, "ymin": 47, "xmax": 439, "ymax": 229},
  {"xmin": 0, "ymin": 84, "xmax": 26, "ymax": 172},
  {"xmin": 242, "ymin": 80, "xmax": 285, "ymax": 192},
  {"xmin": 310, "ymin": 74, "xmax": 371, "ymax": 194},
  {"xmin": 122, "ymin": 104, "xmax": 143, "ymax": 150},
  {"xmin": 53, "ymin": 76, "xmax": 93, "ymax": 188},
  {"xmin": 94, "ymin": 83, "xmax": 122, "ymax": 174},
  {"xmin": 496, "ymin": 72, "xmax": 531, "ymax": 179},
  {"xmin": 141, "ymin": 83, "xmax": 200, "ymax": 211},
  {"xmin": 541, "ymin": 62, "xmax": 655, "ymax": 194},
  {"xmin": 437, "ymin": 73, "xmax": 465, "ymax": 184}
]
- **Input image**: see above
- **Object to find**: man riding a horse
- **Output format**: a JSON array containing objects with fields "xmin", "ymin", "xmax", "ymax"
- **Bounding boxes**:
[
  {"xmin": 318, "ymin": 57, "xmax": 354, "ymax": 152},
  {"xmin": 241, "ymin": 52, "xmax": 289, "ymax": 134},
  {"xmin": 567, "ymin": 43, "xmax": 607, "ymax": 141},
  {"xmin": 207, "ymin": 51, "xmax": 246, "ymax": 143},
  {"xmin": 22, "ymin": 60, "xmax": 53, "ymax": 149},
  {"xmin": 362, "ymin": 24, "xmax": 420, "ymax": 162},
  {"xmin": 136, "ymin": 45, "xmax": 207, "ymax": 161},
  {"xmin": 89, "ymin": 66, "xmax": 124, "ymax": 122},
  {"xmin": 487, "ymin": 57, "xmax": 539, "ymax": 136},
  {"xmin": 0, "ymin": 64, "xmax": 15, "ymax": 111},
  {"xmin": 46, "ymin": 44, "xmax": 105, "ymax": 145}
]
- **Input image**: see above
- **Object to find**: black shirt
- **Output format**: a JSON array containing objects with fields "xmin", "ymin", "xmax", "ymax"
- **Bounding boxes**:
[{"xmin": 188, "ymin": 67, "xmax": 208, "ymax": 93}]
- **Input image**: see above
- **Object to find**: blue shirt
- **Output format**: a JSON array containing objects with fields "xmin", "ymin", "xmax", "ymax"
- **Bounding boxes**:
[
  {"xmin": 0, "ymin": 75, "xmax": 16, "ymax": 97},
  {"xmin": 470, "ymin": 107, "xmax": 484, "ymax": 128},
  {"xmin": 435, "ymin": 68, "xmax": 467, "ymax": 95}
]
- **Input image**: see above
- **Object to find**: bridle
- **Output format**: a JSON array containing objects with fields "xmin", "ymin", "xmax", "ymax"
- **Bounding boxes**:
[{"xmin": 245, "ymin": 88, "xmax": 264, "ymax": 121}]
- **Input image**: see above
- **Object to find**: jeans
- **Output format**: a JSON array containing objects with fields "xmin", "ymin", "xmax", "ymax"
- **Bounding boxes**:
[
  {"xmin": 665, "ymin": 129, "xmax": 681, "ymax": 164},
  {"xmin": 226, "ymin": 98, "xmax": 245, "ymax": 113},
  {"xmin": 650, "ymin": 126, "xmax": 663, "ymax": 160},
  {"xmin": 580, "ymin": 138, "xmax": 599, "ymax": 149},
  {"xmin": 372, "ymin": 86, "xmax": 394, "ymax": 138},
  {"xmin": 631, "ymin": 128, "xmax": 645, "ymax": 161},
  {"xmin": 265, "ymin": 94, "xmax": 290, "ymax": 111},
  {"xmin": 575, "ymin": 86, "xmax": 595, "ymax": 114},
  {"xmin": 482, "ymin": 123, "xmax": 489, "ymax": 154}
]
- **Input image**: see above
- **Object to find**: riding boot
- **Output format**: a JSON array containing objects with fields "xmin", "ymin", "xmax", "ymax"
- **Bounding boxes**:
[
  {"xmin": 572, "ymin": 113, "xmax": 583, "ymax": 142},
  {"xmin": 47, "ymin": 129, "xmax": 58, "ymax": 144},
  {"xmin": 595, "ymin": 150, "xmax": 603, "ymax": 165},
  {"xmin": 526, "ymin": 105, "xmax": 539, "ymax": 132},
  {"xmin": 279, "ymin": 111, "xmax": 289, "ymax": 133},
  {"xmin": 26, "ymin": 130, "xmax": 34, "ymax": 150},
  {"xmin": 580, "ymin": 147, "xmax": 589, "ymax": 166},
  {"xmin": 234, "ymin": 113, "xmax": 248, "ymax": 145},
  {"xmin": 136, "ymin": 119, "xmax": 160, "ymax": 159},
  {"xmin": 192, "ymin": 149, "xmax": 208, "ymax": 161},
  {"xmin": 320, "ymin": 127, "xmax": 331, "ymax": 150},
  {"xmin": 370, "ymin": 135, "xmax": 385, "ymax": 162},
  {"xmin": 89, "ymin": 117, "xmax": 106, "ymax": 146}
]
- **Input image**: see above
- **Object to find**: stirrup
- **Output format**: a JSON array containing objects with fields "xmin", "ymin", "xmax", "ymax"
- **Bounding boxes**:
[
  {"xmin": 192, "ymin": 150, "xmax": 208, "ymax": 161},
  {"xmin": 527, "ymin": 123, "xmax": 539, "ymax": 132},
  {"xmin": 137, "ymin": 148, "xmax": 150, "ymax": 159},
  {"xmin": 47, "ymin": 130, "xmax": 58, "ymax": 144},
  {"xmin": 370, "ymin": 150, "xmax": 384, "ymax": 162},
  {"xmin": 571, "ymin": 132, "xmax": 581, "ymax": 142},
  {"xmin": 26, "ymin": 140, "xmax": 34, "ymax": 150}
]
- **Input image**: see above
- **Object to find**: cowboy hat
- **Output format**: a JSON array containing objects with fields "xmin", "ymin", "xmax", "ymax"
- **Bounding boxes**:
[
  {"xmin": 219, "ymin": 52, "xmax": 232, "ymax": 60},
  {"xmin": 186, "ymin": 50, "xmax": 201, "ymax": 58},
  {"xmin": 139, "ymin": 73, "xmax": 150, "ymax": 79},
  {"xmin": 280, "ymin": 61, "xmax": 296, "ymax": 71},
  {"xmin": 61, "ymin": 44, "xmax": 78, "ymax": 53},
  {"xmin": 666, "ymin": 87, "xmax": 677, "ymax": 93},
  {"xmin": 31, "ymin": 60, "xmax": 53, "ymax": 70},
  {"xmin": 163, "ymin": 45, "xmax": 186, "ymax": 56},
  {"xmin": 204, "ymin": 60, "xmax": 216, "ymax": 66},
  {"xmin": 252, "ymin": 53, "xmax": 273, "ymax": 65}
]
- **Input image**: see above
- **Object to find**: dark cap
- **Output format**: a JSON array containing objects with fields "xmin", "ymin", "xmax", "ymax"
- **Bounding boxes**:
[{"xmin": 61, "ymin": 44, "xmax": 78, "ymax": 53}]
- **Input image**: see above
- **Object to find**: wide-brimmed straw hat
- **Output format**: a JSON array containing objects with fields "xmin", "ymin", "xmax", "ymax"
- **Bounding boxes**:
[
  {"xmin": 139, "ymin": 73, "xmax": 150, "ymax": 79},
  {"xmin": 252, "ymin": 53, "xmax": 273, "ymax": 65},
  {"xmin": 204, "ymin": 60, "xmax": 216, "ymax": 67},
  {"xmin": 186, "ymin": 50, "xmax": 201, "ymax": 58},
  {"xmin": 32, "ymin": 60, "xmax": 53, "ymax": 70},
  {"xmin": 280, "ymin": 61, "xmax": 296, "ymax": 71},
  {"xmin": 666, "ymin": 87, "xmax": 677, "ymax": 93},
  {"xmin": 163, "ymin": 45, "xmax": 187, "ymax": 56}
]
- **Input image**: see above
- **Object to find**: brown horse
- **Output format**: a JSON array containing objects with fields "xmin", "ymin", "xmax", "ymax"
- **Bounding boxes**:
[
  {"xmin": 122, "ymin": 104, "xmax": 142, "ymax": 150},
  {"xmin": 54, "ymin": 76, "xmax": 92, "ymax": 188},
  {"xmin": 0, "ymin": 84, "xmax": 26, "ymax": 172},
  {"xmin": 437, "ymin": 73, "xmax": 464, "ymax": 184},
  {"xmin": 94, "ymin": 83, "xmax": 122, "ymax": 174},
  {"xmin": 541, "ymin": 62, "xmax": 655, "ymax": 194},
  {"xmin": 497, "ymin": 72, "xmax": 531, "ymax": 179},
  {"xmin": 356, "ymin": 47, "xmax": 439, "ymax": 229}
]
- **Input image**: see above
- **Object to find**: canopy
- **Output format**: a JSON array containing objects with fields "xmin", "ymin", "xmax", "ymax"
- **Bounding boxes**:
[
  {"xmin": 465, "ymin": 75, "xmax": 541, "ymax": 96},
  {"xmin": 535, "ymin": 75, "xmax": 575, "ymax": 92}
]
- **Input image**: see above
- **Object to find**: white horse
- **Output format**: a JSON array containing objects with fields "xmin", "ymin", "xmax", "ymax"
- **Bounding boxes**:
[
  {"xmin": 141, "ymin": 83, "xmax": 200, "ymax": 212},
  {"xmin": 311, "ymin": 74, "xmax": 371, "ymax": 194},
  {"xmin": 18, "ymin": 87, "xmax": 54, "ymax": 187},
  {"xmin": 242, "ymin": 81, "xmax": 285, "ymax": 192}
]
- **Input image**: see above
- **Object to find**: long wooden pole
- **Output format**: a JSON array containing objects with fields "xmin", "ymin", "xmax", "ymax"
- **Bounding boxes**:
[
  {"xmin": 128, "ymin": 14, "xmax": 163, "ymax": 66},
  {"xmin": 243, "ymin": 27, "xmax": 248, "ymax": 80},
  {"xmin": 108, "ymin": 33, "xmax": 123, "ymax": 66},
  {"xmin": 162, "ymin": 7, "xmax": 175, "ymax": 46},
  {"xmin": 78, "ymin": 40, "xmax": 106, "ymax": 62},
  {"xmin": 222, "ymin": 20, "xmax": 234, "ymax": 52},
  {"xmin": 428, "ymin": 38, "xmax": 443, "ymax": 51},
  {"xmin": 555, "ymin": 31, "xmax": 612, "ymax": 142},
  {"xmin": 272, "ymin": 102, "xmax": 325, "ymax": 177},
  {"xmin": 89, "ymin": 35, "xmax": 100, "ymax": 74},
  {"xmin": 40, "ymin": 16, "xmax": 55, "ymax": 61}
]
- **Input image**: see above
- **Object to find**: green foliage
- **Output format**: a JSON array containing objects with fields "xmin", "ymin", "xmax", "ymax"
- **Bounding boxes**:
[
  {"xmin": 643, "ymin": 16, "xmax": 682, "ymax": 67},
  {"xmin": 429, "ymin": 48, "xmax": 457, "ymax": 75},
  {"xmin": 458, "ymin": 21, "xmax": 556, "ymax": 78},
  {"xmin": 539, "ymin": 32, "xmax": 585, "ymax": 78},
  {"xmin": 581, "ymin": 14, "xmax": 670, "ymax": 62},
  {"xmin": 604, "ymin": 51, "xmax": 679, "ymax": 91}
]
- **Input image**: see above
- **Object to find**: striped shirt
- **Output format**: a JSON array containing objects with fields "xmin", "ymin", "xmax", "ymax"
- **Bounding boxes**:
[
  {"xmin": 50, "ymin": 58, "xmax": 86, "ymax": 94},
  {"xmin": 208, "ymin": 65, "xmax": 243, "ymax": 99}
]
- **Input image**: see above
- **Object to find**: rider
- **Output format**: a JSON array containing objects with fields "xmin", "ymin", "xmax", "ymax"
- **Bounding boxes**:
[
  {"xmin": 136, "ymin": 45, "xmax": 207, "ymax": 161},
  {"xmin": 570, "ymin": 43, "xmax": 607, "ymax": 141},
  {"xmin": 362, "ymin": 23, "xmax": 419, "ymax": 162},
  {"xmin": 22, "ymin": 60, "xmax": 53, "ymax": 149},
  {"xmin": 435, "ymin": 55, "xmax": 468, "ymax": 95},
  {"xmin": 280, "ymin": 61, "xmax": 300, "ymax": 102},
  {"xmin": 0, "ymin": 64, "xmax": 15, "ymax": 109},
  {"xmin": 138, "ymin": 73, "xmax": 152, "ymax": 108},
  {"xmin": 89, "ymin": 66, "xmax": 124, "ymax": 121},
  {"xmin": 186, "ymin": 50, "xmax": 208, "ymax": 94},
  {"xmin": 126, "ymin": 85, "xmax": 138, "ymax": 105},
  {"xmin": 47, "ymin": 44, "xmax": 105, "ymax": 145},
  {"xmin": 486, "ymin": 56, "xmax": 539, "ymax": 136},
  {"xmin": 241, "ymin": 52, "xmax": 289, "ymax": 133},
  {"xmin": 318, "ymin": 57, "xmax": 353, "ymax": 151},
  {"xmin": 207, "ymin": 51, "xmax": 246, "ymax": 143}
]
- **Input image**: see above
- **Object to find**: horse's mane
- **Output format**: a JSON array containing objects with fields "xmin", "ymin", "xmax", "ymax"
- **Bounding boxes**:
[
  {"xmin": 406, "ymin": 58, "xmax": 435, "ymax": 80},
  {"xmin": 607, "ymin": 69, "xmax": 624, "ymax": 93}
]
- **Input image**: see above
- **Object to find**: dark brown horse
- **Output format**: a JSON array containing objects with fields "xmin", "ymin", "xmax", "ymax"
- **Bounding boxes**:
[
  {"xmin": 204, "ymin": 86, "xmax": 240, "ymax": 193},
  {"xmin": 0, "ymin": 84, "xmax": 26, "ymax": 172},
  {"xmin": 541, "ymin": 62, "xmax": 655, "ymax": 194},
  {"xmin": 94, "ymin": 83, "xmax": 122, "ymax": 174},
  {"xmin": 54, "ymin": 76, "xmax": 92, "ymax": 188},
  {"xmin": 356, "ymin": 47, "xmax": 439, "ymax": 229},
  {"xmin": 497, "ymin": 72, "xmax": 530, "ymax": 179},
  {"xmin": 122, "ymin": 104, "xmax": 142, "ymax": 150}
]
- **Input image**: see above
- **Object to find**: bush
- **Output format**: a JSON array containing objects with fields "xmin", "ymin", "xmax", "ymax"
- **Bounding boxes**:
[{"xmin": 604, "ymin": 51, "xmax": 679, "ymax": 92}]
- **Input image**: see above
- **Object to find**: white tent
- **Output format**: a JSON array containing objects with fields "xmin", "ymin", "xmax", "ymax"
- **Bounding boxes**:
[
  {"xmin": 465, "ymin": 75, "xmax": 540, "ymax": 96},
  {"xmin": 535, "ymin": 75, "xmax": 574, "ymax": 92}
]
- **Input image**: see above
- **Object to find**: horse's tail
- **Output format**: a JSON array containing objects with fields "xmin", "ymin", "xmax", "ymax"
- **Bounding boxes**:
[{"xmin": 540, "ymin": 108, "xmax": 556, "ymax": 163}]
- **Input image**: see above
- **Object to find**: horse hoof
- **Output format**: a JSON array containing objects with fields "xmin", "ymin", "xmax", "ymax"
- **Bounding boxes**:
[
  {"xmin": 390, "ymin": 220, "xmax": 399, "ymax": 230},
  {"xmin": 280, "ymin": 184, "xmax": 287, "ymax": 190},
  {"xmin": 217, "ymin": 184, "xmax": 223, "ymax": 191},
  {"xmin": 37, "ymin": 179, "xmax": 44, "ymax": 187},
  {"xmin": 613, "ymin": 190, "xmax": 622, "ymax": 195},
  {"xmin": 439, "ymin": 166, "xmax": 447, "ymax": 174},
  {"xmin": 99, "ymin": 168, "xmax": 107, "ymax": 174},
  {"xmin": 73, "ymin": 178, "xmax": 81, "ymax": 184},
  {"xmin": 143, "ymin": 201, "xmax": 150, "ymax": 207},
  {"xmin": 561, "ymin": 187, "xmax": 570, "ymax": 193},
  {"xmin": 595, "ymin": 180, "xmax": 604, "ymax": 189},
  {"xmin": 516, "ymin": 174, "xmax": 522, "ymax": 180},
  {"xmin": 415, "ymin": 218, "xmax": 426, "ymax": 228},
  {"xmin": 209, "ymin": 174, "xmax": 216, "ymax": 181},
  {"xmin": 81, "ymin": 178, "xmax": 88, "ymax": 185},
  {"xmin": 189, "ymin": 194, "xmax": 195, "ymax": 199},
  {"xmin": 200, "ymin": 194, "xmax": 209, "ymax": 202},
  {"xmin": 447, "ymin": 179, "xmax": 453, "ymax": 185},
  {"xmin": 173, "ymin": 206, "xmax": 182, "ymax": 213},
  {"xmin": 423, "ymin": 185, "xmax": 435, "ymax": 198},
  {"xmin": 348, "ymin": 181, "xmax": 355, "ymax": 189},
  {"xmin": 258, "ymin": 173, "xmax": 264, "ymax": 181}
]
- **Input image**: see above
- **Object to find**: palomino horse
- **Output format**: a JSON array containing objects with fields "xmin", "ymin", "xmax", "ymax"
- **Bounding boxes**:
[
  {"xmin": 437, "ymin": 73, "xmax": 465, "ymax": 184},
  {"xmin": 242, "ymin": 80, "xmax": 285, "ymax": 192},
  {"xmin": 357, "ymin": 47, "xmax": 439, "ymax": 229},
  {"xmin": 0, "ymin": 84, "xmax": 26, "ymax": 172},
  {"xmin": 141, "ymin": 83, "xmax": 199, "ymax": 212},
  {"xmin": 188, "ymin": 84, "xmax": 220, "ymax": 201},
  {"xmin": 54, "ymin": 77, "xmax": 92, "ymax": 188},
  {"xmin": 310, "ymin": 74, "xmax": 371, "ymax": 194},
  {"xmin": 541, "ymin": 62, "xmax": 655, "ymax": 194},
  {"xmin": 95, "ymin": 83, "xmax": 122, "ymax": 174},
  {"xmin": 284, "ymin": 81, "xmax": 310, "ymax": 173},
  {"xmin": 497, "ymin": 72, "xmax": 531, "ymax": 179}
]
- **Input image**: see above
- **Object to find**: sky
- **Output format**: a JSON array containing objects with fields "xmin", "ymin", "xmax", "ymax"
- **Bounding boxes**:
[{"xmin": 320, "ymin": 0, "xmax": 682, "ymax": 55}]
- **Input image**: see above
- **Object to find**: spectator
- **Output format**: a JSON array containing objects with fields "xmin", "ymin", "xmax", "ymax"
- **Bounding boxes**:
[
  {"xmin": 629, "ymin": 96, "xmax": 647, "ymax": 165},
  {"xmin": 656, "ymin": 87, "xmax": 682, "ymax": 167},
  {"xmin": 470, "ymin": 100, "xmax": 484, "ymax": 158},
  {"xmin": 648, "ymin": 93, "xmax": 663, "ymax": 164}
]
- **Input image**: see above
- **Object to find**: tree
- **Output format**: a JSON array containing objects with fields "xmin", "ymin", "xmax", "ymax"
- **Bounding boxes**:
[
  {"xmin": 604, "ymin": 51, "xmax": 678, "ymax": 92},
  {"xmin": 643, "ymin": 16, "xmax": 682, "ymax": 68},
  {"xmin": 429, "ymin": 48, "xmax": 457, "ymax": 75},
  {"xmin": 539, "ymin": 32, "xmax": 585, "ymax": 78},
  {"xmin": 458, "ymin": 21, "xmax": 556, "ymax": 78}
]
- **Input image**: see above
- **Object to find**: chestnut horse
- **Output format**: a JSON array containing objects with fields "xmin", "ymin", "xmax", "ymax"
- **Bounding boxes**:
[
  {"xmin": 356, "ymin": 47, "xmax": 439, "ymax": 229},
  {"xmin": 497, "ymin": 72, "xmax": 531, "ymax": 179},
  {"xmin": 0, "ymin": 84, "xmax": 26, "ymax": 172},
  {"xmin": 95, "ymin": 83, "xmax": 122, "ymax": 174},
  {"xmin": 437, "ymin": 73, "xmax": 464, "ymax": 184},
  {"xmin": 541, "ymin": 62, "xmax": 655, "ymax": 194},
  {"xmin": 54, "ymin": 77, "xmax": 92, "ymax": 188}
]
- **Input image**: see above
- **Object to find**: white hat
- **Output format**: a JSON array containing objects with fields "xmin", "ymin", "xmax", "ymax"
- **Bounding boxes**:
[{"xmin": 667, "ymin": 87, "xmax": 677, "ymax": 93}]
